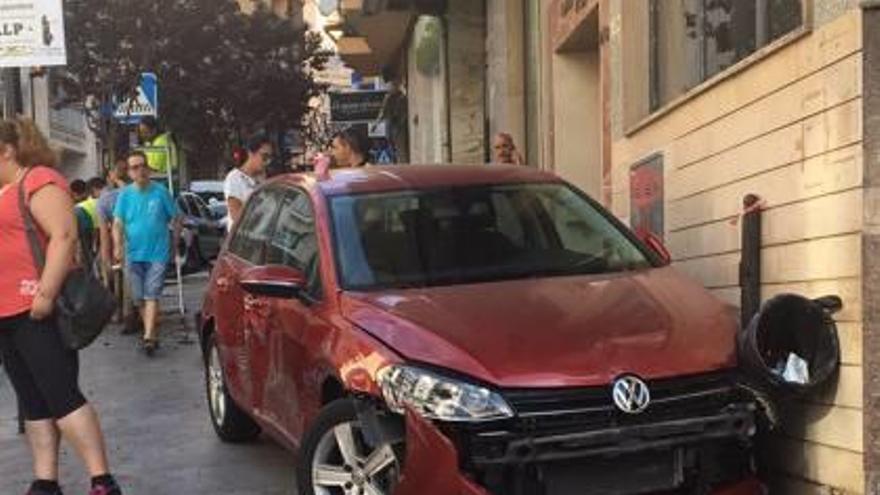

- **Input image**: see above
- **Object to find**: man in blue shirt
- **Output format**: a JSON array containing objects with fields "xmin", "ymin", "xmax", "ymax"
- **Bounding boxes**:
[{"xmin": 113, "ymin": 150, "xmax": 181, "ymax": 356}]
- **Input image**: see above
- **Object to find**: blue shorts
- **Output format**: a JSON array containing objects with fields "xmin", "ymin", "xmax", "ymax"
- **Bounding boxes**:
[{"xmin": 128, "ymin": 261, "xmax": 166, "ymax": 303}]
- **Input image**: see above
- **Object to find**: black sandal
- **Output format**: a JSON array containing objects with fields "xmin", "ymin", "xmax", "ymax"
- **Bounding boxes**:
[{"xmin": 142, "ymin": 338, "xmax": 159, "ymax": 356}]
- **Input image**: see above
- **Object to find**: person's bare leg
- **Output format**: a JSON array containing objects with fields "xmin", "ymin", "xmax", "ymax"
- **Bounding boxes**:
[
  {"xmin": 26, "ymin": 420, "xmax": 61, "ymax": 481},
  {"xmin": 55, "ymin": 404, "xmax": 110, "ymax": 477},
  {"xmin": 143, "ymin": 299, "xmax": 159, "ymax": 341}
]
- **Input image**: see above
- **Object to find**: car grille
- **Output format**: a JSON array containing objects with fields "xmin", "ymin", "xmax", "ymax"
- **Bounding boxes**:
[
  {"xmin": 502, "ymin": 370, "xmax": 746, "ymax": 435},
  {"xmin": 439, "ymin": 371, "xmax": 757, "ymax": 493}
]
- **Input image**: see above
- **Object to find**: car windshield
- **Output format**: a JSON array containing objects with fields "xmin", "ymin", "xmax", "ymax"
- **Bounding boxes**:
[{"xmin": 330, "ymin": 183, "xmax": 653, "ymax": 290}]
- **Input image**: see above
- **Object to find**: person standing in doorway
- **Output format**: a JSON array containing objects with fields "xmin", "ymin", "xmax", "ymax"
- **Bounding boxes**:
[
  {"xmin": 0, "ymin": 118, "xmax": 122, "ymax": 495},
  {"xmin": 113, "ymin": 151, "xmax": 181, "ymax": 356},
  {"xmin": 224, "ymin": 133, "xmax": 272, "ymax": 231},
  {"xmin": 330, "ymin": 129, "xmax": 371, "ymax": 169},
  {"xmin": 373, "ymin": 66, "xmax": 409, "ymax": 163},
  {"xmin": 491, "ymin": 132, "xmax": 525, "ymax": 165}
]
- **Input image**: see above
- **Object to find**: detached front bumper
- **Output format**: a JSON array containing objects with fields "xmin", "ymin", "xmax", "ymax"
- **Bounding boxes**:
[
  {"xmin": 396, "ymin": 410, "xmax": 763, "ymax": 495},
  {"xmin": 390, "ymin": 373, "xmax": 765, "ymax": 495}
]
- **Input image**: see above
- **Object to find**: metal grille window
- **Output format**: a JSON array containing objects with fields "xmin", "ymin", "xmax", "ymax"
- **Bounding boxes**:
[{"xmin": 649, "ymin": 0, "xmax": 803, "ymax": 111}]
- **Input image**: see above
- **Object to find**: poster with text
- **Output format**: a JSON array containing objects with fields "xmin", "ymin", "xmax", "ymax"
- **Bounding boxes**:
[{"xmin": 0, "ymin": 0, "xmax": 66, "ymax": 68}]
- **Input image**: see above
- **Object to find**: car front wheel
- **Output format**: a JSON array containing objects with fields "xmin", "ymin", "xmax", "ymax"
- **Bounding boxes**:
[
  {"xmin": 205, "ymin": 334, "xmax": 261, "ymax": 442},
  {"xmin": 298, "ymin": 399, "xmax": 402, "ymax": 495}
]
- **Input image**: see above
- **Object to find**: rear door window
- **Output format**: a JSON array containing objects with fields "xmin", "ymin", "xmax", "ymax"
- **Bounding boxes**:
[
  {"xmin": 228, "ymin": 188, "xmax": 283, "ymax": 265},
  {"xmin": 265, "ymin": 189, "xmax": 322, "ymax": 299}
]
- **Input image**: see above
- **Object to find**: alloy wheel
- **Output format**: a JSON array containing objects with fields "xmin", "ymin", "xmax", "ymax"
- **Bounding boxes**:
[
  {"xmin": 207, "ymin": 345, "xmax": 227, "ymax": 426},
  {"xmin": 312, "ymin": 420, "xmax": 399, "ymax": 495}
]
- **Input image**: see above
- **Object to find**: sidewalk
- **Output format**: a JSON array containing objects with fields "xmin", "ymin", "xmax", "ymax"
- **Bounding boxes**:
[{"xmin": 0, "ymin": 272, "xmax": 296, "ymax": 494}]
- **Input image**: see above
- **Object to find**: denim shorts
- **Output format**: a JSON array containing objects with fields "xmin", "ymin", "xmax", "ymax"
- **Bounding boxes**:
[{"xmin": 128, "ymin": 261, "xmax": 167, "ymax": 302}]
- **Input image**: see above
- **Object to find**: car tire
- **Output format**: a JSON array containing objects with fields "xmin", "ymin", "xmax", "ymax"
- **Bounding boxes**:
[
  {"xmin": 204, "ymin": 333, "xmax": 261, "ymax": 443},
  {"xmin": 297, "ymin": 399, "xmax": 402, "ymax": 495}
]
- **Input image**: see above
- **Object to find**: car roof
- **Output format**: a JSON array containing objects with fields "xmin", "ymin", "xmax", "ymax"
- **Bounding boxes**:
[{"xmin": 275, "ymin": 164, "xmax": 564, "ymax": 196}]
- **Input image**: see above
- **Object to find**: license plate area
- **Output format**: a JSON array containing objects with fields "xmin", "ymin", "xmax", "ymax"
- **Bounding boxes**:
[{"xmin": 541, "ymin": 449, "xmax": 684, "ymax": 495}]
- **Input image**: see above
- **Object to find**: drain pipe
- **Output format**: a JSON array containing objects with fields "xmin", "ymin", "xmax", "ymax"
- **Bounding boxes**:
[{"xmin": 739, "ymin": 194, "xmax": 764, "ymax": 327}]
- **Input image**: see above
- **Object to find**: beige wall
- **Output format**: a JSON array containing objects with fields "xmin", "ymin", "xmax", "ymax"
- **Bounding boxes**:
[
  {"xmin": 608, "ymin": 7, "xmax": 865, "ymax": 492},
  {"xmin": 553, "ymin": 49, "xmax": 602, "ymax": 198},
  {"xmin": 486, "ymin": 0, "xmax": 526, "ymax": 155},
  {"xmin": 448, "ymin": 0, "xmax": 487, "ymax": 164}
]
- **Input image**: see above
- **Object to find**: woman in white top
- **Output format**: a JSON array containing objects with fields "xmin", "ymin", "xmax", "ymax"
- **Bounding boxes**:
[{"xmin": 223, "ymin": 134, "xmax": 273, "ymax": 230}]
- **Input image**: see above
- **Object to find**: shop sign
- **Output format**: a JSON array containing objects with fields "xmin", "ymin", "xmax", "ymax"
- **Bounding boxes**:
[
  {"xmin": 330, "ymin": 90, "xmax": 386, "ymax": 123},
  {"xmin": 0, "ymin": 0, "xmax": 66, "ymax": 67}
]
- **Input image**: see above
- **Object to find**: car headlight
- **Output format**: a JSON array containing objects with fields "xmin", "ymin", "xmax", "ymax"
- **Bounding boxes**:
[{"xmin": 376, "ymin": 365, "xmax": 514, "ymax": 422}]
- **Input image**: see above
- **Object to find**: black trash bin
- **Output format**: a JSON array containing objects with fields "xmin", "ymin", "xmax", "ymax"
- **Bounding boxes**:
[{"xmin": 738, "ymin": 294, "xmax": 842, "ymax": 396}]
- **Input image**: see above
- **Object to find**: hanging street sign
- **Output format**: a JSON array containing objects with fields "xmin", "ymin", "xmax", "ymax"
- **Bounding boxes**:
[
  {"xmin": 114, "ymin": 72, "xmax": 159, "ymax": 123},
  {"xmin": 0, "ymin": 0, "xmax": 67, "ymax": 67}
]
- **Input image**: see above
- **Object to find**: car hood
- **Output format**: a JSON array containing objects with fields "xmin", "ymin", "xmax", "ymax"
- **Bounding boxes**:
[{"xmin": 341, "ymin": 267, "xmax": 737, "ymax": 388}]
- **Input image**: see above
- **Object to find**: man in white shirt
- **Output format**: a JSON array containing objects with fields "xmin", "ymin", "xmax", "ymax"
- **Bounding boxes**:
[{"xmin": 224, "ymin": 134, "xmax": 273, "ymax": 230}]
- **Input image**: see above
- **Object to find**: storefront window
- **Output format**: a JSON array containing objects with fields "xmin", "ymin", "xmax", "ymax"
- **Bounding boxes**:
[{"xmin": 649, "ymin": 0, "xmax": 803, "ymax": 111}]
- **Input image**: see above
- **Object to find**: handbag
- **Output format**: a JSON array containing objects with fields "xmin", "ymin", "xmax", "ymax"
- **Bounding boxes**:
[{"xmin": 17, "ymin": 169, "xmax": 117, "ymax": 350}]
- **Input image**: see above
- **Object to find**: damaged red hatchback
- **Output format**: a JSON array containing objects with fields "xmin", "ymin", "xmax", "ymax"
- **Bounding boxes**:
[{"xmin": 199, "ymin": 165, "xmax": 763, "ymax": 495}]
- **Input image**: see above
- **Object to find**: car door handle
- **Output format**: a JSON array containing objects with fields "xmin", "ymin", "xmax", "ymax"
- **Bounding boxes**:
[{"xmin": 216, "ymin": 277, "xmax": 230, "ymax": 293}]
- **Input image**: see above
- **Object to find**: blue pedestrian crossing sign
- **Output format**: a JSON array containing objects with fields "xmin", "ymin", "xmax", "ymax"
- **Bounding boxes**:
[{"xmin": 114, "ymin": 72, "xmax": 159, "ymax": 123}]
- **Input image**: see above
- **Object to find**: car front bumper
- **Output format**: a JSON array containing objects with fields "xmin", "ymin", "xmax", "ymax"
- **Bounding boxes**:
[{"xmin": 391, "ymin": 401, "xmax": 763, "ymax": 495}]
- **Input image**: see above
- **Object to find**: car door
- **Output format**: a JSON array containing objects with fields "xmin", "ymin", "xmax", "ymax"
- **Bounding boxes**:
[
  {"xmin": 190, "ymin": 194, "xmax": 224, "ymax": 259},
  {"xmin": 259, "ymin": 188, "xmax": 325, "ymax": 441},
  {"xmin": 212, "ymin": 188, "xmax": 283, "ymax": 412}
]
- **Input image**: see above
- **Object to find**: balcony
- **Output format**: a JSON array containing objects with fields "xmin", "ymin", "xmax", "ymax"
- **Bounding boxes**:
[
  {"xmin": 335, "ymin": 0, "xmax": 424, "ymax": 76},
  {"xmin": 49, "ymin": 106, "xmax": 88, "ymax": 154}
]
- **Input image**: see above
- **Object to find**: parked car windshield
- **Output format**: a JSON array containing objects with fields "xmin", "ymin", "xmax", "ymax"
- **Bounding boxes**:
[{"xmin": 330, "ymin": 183, "xmax": 653, "ymax": 290}]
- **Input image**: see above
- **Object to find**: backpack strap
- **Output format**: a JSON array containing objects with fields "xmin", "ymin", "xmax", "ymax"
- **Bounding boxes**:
[{"xmin": 16, "ymin": 167, "xmax": 47, "ymax": 273}]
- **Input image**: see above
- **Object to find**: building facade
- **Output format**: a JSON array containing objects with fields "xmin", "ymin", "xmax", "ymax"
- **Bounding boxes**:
[
  {"xmin": 1, "ymin": 67, "xmax": 100, "ymax": 180},
  {"xmin": 336, "ymin": 0, "xmax": 880, "ymax": 492},
  {"xmin": 605, "ymin": 1, "xmax": 866, "ymax": 492}
]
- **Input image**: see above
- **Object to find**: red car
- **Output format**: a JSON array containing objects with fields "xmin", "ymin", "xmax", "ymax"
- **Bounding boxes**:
[{"xmin": 198, "ymin": 165, "xmax": 763, "ymax": 495}]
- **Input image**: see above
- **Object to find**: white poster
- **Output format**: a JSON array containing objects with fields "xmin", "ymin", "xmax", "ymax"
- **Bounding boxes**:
[{"xmin": 0, "ymin": 0, "xmax": 67, "ymax": 67}]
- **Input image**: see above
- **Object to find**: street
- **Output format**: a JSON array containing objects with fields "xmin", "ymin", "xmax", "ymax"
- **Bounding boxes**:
[{"xmin": 0, "ymin": 272, "xmax": 297, "ymax": 495}]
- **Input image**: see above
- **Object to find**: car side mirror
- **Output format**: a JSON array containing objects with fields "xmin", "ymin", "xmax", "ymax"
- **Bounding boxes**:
[
  {"xmin": 640, "ymin": 232, "xmax": 672, "ymax": 266},
  {"xmin": 240, "ymin": 265, "xmax": 307, "ymax": 299}
]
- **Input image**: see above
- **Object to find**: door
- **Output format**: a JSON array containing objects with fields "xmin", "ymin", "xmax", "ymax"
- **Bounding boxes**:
[
  {"xmin": 213, "ymin": 188, "xmax": 282, "ymax": 410},
  {"xmin": 189, "ymin": 194, "xmax": 225, "ymax": 259},
  {"xmin": 259, "ymin": 188, "xmax": 324, "ymax": 441}
]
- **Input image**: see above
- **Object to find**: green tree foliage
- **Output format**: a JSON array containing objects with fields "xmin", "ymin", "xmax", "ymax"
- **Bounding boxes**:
[{"xmin": 59, "ymin": 0, "xmax": 328, "ymax": 171}]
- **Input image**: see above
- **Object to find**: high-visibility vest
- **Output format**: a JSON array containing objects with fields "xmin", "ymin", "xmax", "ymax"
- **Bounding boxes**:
[
  {"xmin": 77, "ymin": 197, "xmax": 99, "ymax": 230},
  {"xmin": 141, "ymin": 132, "xmax": 178, "ymax": 174}
]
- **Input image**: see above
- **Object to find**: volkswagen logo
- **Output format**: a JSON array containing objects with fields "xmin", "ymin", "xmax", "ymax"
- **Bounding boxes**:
[{"xmin": 612, "ymin": 375, "xmax": 651, "ymax": 414}]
